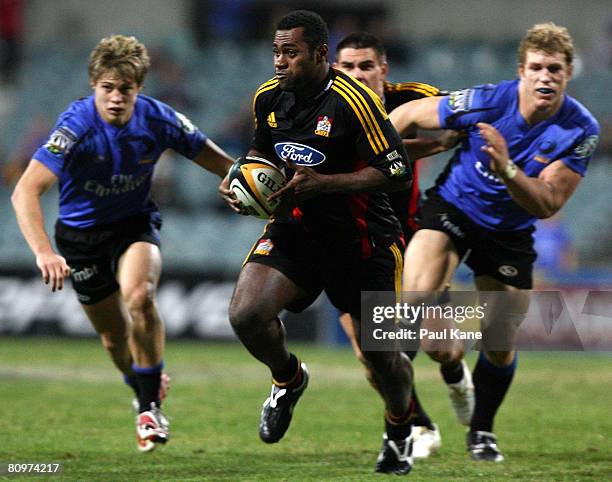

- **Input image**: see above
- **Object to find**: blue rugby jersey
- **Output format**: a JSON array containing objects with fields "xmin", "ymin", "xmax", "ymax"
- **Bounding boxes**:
[
  {"xmin": 435, "ymin": 79, "xmax": 599, "ymax": 231},
  {"xmin": 34, "ymin": 94, "xmax": 206, "ymax": 228}
]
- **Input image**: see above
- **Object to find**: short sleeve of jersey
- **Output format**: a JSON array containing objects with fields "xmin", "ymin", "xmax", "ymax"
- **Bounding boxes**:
[
  {"xmin": 33, "ymin": 108, "xmax": 88, "ymax": 177},
  {"xmin": 336, "ymin": 78, "xmax": 411, "ymax": 182},
  {"xmin": 438, "ymin": 82, "xmax": 506, "ymax": 130},
  {"xmin": 149, "ymin": 100, "xmax": 207, "ymax": 159},
  {"xmin": 251, "ymin": 80, "xmax": 276, "ymax": 154},
  {"xmin": 561, "ymin": 123, "xmax": 600, "ymax": 176}
]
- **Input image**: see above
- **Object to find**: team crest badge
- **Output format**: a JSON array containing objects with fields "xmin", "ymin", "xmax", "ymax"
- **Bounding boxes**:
[
  {"xmin": 314, "ymin": 116, "xmax": 332, "ymax": 137},
  {"xmin": 254, "ymin": 239, "xmax": 274, "ymax": 256}
]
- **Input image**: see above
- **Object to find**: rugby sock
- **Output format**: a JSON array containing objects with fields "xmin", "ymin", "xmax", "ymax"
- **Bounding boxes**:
[
  {"xmin": 470, "ymin": 352, "xmax": 517, "ymax": 433},
  {"xmin": 411, "ymin": 386, "xmax": 435, "ymax": 430},
  {"xmin": 440, "ymin": 360, "xmax": 465, "ymax": 384},
  {"xmin": 272, "ymin": 353, "xmax": 301, "ymax": 387},
  {"xmin": 133, "ymin": 362, "xmax": 164, "ymax": 413},
  {"xmin": 123, "ymin": 374, "xmax": 139, "ymax": 397},
  {"xmin": 385, "ymin": 401, "xmax": 415, "ymax": 440}
]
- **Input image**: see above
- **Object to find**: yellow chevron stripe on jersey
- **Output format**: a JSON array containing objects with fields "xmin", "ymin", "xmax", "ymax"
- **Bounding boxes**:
[
  {"xmin": 336, "ymin": 77, "xmax": 389, "ymax": 152},
  {"xmin": 334, "ymin": 77, "xmax": 389, "ymax": 153},
  {"xmin": 252, "ymin": 78, "xmax": 279, "ymax": 127},
  {"xmin": 384, "ymin": 80, "xmax": 439, "ymax": 97},
  {"xmin": 332, "ymin": 85, "xmax": 383, "ymax": 154},
  {"xmin": 331, "ymin": 67, "xmax": 388, "ymax": 118}
]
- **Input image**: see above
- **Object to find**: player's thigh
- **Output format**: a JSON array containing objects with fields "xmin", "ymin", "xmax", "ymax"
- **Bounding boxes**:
[
  {"xmin": 116, "ymin": 241, "xmax": 162, "ymax": 303},
  {"xmin": 230, "ymin": 261, "xmax": 310, "ymax": 323},
  {"xmin": 476, "ymin": 275, "xmax": 529, "ymax": 355},
  {"xmin": 81, "ymin": 291, "xmax": 130, "ymax": 337},
  {"xmin": 403, "ymin": 229, "xmax": 460, "ymax": 292}
]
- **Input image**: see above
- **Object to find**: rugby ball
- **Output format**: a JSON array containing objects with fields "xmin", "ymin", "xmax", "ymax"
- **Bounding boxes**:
[{"xmin": 229, "ymin": 156, "xmax": 286, "ymax": 219}]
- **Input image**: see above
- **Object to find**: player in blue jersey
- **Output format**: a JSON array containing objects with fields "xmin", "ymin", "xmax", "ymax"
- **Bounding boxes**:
[
  {"xmin": 11, "ymin": 35, "xmax": 235, "ymax": 452},
  {"xmin": 389, "ymin": 22, "xmax": 599, "ymax": 462}
]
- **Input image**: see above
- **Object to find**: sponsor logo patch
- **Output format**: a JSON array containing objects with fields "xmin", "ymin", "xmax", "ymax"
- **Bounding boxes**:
[
  {"xmin": 254, "ymin": 239, "xmax": 274, "ymax": 256},
  {"xmin": 448, "ymin": 88, "xmax": 474, "ymax": 113},
  {"xmin": 574, "ymin": 135, "xmax": 599, "ymax": 159},
  {"xmin": 267, "ymin": 112, "xmax": 277, "ymax": 128},
  {"xmin": 176, "ymin": 112, "xmax": 196, "ymax": 134},
  {"xmin": 498, "ymin": 265, "xmax": 519, "ymax": 277},
  {"xmin": 71, "ymin": 264, "xmax": 99, "ymax": 283},
  {"xmin": 274, "ymin": 142, "xmax": 326, "ymax": 166},
  {"xmin": 534, "ymin": 155, "xmax": 550, "ymax": 164},
  {"xmin": 439, "ymin": 213, "xmax": 465, "ymax": 238},
  {"xmin": 314, "ymin": 115, "xmax": 332, "ymax": 137},
  {"xmin": 44, "ymin": 127, "xmax": 77, "ymax": 155}
]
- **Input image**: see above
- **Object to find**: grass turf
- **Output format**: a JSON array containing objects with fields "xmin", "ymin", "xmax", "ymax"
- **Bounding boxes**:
[{"xmin": 0, "ymin": 337, "xmax": 610, "ymax": 481}]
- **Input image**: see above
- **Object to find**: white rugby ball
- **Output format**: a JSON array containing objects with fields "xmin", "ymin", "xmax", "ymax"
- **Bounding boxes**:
[{"xmin": 229, "ymin": 156, "xmax": 286, "ymax": 219}]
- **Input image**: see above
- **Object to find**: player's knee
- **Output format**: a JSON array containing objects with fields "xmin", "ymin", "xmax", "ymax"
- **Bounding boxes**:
[
  {"xmin": 426, "ymin": 349, "xmax": 463, "ymax": 364},
  {"xmin": 228, "ymin": 299, "xmax": 267, "ymax": 335},
  {"xmin": 124, "ymin": 283, "xmax": 156, "ymax": 317}
]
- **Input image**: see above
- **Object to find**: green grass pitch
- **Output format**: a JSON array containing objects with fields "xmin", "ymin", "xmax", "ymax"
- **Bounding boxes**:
[{"xmin": 0, "ymin": 337, "xmax": 610, "ymax": 481}]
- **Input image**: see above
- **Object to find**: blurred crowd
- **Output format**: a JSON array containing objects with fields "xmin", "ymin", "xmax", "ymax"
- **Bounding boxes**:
[{"xmin": 1, "ymin": 2, "xmax": 611, "ymax": 272}]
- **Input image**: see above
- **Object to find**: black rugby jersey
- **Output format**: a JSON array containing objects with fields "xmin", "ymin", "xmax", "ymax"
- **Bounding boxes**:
[
  {"xmin": 383, "ymin": 80, "xmax": 443, "ymax": 235},
  {"xmin": 251, "ymin": 68, "xmax": 411, "ymax": 257}
]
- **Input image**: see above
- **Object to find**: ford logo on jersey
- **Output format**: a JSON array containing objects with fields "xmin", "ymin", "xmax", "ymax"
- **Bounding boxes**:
[{"xmin": 274, "ymin": 142, "xmax": 326, "ymax": 166}]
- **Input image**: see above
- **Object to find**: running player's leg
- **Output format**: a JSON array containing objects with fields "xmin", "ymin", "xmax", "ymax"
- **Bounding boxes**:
[
  {"xmin": 467, "ymin": 275, "xmax": 528, "ymax": 462},
  {"xmin": 403, "ymin": 229, "xmax": 474, "ymax": 425},
  {"xmin": 116, "ymin": 241, "xmax": 170, "ymax": 452},
  {"xmin": 117, "ymin": 242, "xmax": 165, "ymax": 409},
  {"xmin": 229, "ymin": 261, "xmax": 312, "ymax": 444},
  {"xmin": 339, "ymin": 311, "xmax": 439, "ymax": 458},
  {"xmin": 81, "ymin": 292, "xmax": 135, "ymax": 388}
]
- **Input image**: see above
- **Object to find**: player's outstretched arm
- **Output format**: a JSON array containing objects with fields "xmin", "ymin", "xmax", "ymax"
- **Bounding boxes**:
[
  {"xmin": 477, "ymin": 122, "xmax": 582, "ymax": 218},
  {"xmin": 11, "ymin": 159, "xmax": 70, "ymax": 291},
  {"xmin": 192, "ymin": 138, "xmax": 235, "ymax": 178},
  {"xmin": 389, "ymin": 96, "xmax": 444, "ymax": 137},
  {"xmin": 402, "ymin": 130, "xmax": 466, "ymax": 160}
]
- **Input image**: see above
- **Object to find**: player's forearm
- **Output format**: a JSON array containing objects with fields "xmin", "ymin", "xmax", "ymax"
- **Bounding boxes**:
[
  {"xmin": 193, "ymin": 139, "xmax": 235, "ymax": 178},
  {"xmin": 322, "ymin": 166, "xmax": 411, "ymax": 194},
  {"xmin": 499, "ymin": 169, "xmax": 561, "ymax": 218},
  {"xmin": 11, "ymin": 188, "xmax": 55, "ymax": 256},
  {"xmin": 389, "ymin": 96, "xmax": 443, "ymax": 136},
  {"xmin": 402, "ymin": 138, "xmax": 446, "ymax": 160}
]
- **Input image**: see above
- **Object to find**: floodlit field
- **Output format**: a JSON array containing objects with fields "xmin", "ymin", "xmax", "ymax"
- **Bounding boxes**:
[{"xmin": 0, "ymin": 337, "xmax": 610, "ymax": 481}]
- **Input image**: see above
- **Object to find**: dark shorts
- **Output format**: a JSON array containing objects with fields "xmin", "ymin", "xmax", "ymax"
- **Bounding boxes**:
[
  {"xmin": 244, "ymin": 221, "xmax": 404, "ymax": 317},
  {"xmin": 418, "ymin": 191, "xmax": 537, "ymax": 289},
  {"xmin": 54, "ymin": 214, "xmax": 162, "ymax": 304}
]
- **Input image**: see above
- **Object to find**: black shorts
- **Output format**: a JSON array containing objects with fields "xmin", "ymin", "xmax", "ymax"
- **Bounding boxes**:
[
  {"xmin": 244, "ymin": 220, "xmax": 404, "ymax": 317},
  {"xmin": 418, "ymin": 191, "xmax": 536, "ymax": 289},
  {"xmin": 54, "ymin": 213, "xmax": 162, "ymax": 304}
]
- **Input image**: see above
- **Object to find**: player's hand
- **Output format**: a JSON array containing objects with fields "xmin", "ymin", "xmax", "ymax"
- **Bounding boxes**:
[
  {"xmin": 268, "ymin": 162, "xmax": 329, "ymax": 203},
  {"xmin": 477, "ymin": 122, "xmax": 510, "ymax": 174},
  {"xmin": 218, "ymin": 173, "xmax": 247, "ymax": 215},
  {"xmin": 438, "ymin": 130, "xmax": 467, "ymax": 150},
  {"xmin": 36, "ymin": 251, "xmax": 71, "ymax": 292}
]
